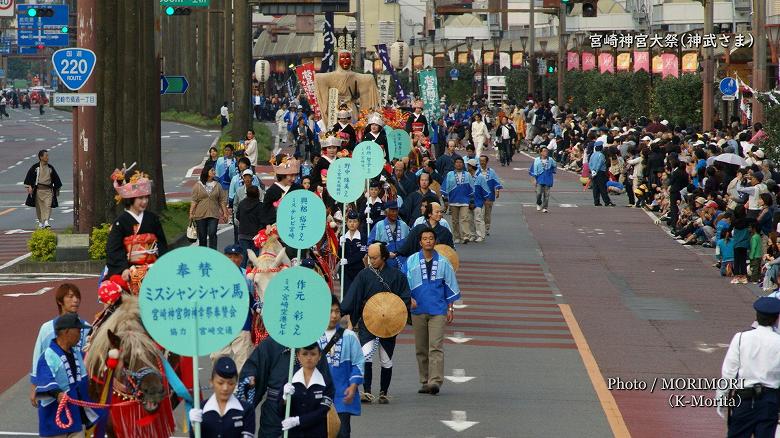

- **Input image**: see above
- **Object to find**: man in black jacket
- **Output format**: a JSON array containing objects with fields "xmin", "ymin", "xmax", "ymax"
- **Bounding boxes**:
[
  {"xmin": 23, "ymin": 150, "xmax": 62, "ymax": 228},
  {"xmin": 237, "ymin": 185, "xmax": 263, "ymax": 268}
]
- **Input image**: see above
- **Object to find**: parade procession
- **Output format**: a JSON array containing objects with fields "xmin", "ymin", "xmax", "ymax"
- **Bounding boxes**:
[{"xmin": 4, "ymin": 0, "xmax": 780, "ymax": 437}]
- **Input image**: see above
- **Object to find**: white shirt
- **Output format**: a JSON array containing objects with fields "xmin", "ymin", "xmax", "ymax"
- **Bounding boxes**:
[
  {"xmin": 471, "ymin": 121, "xmax": 488, "ymax": 141},
  {"xmin": 0, "ymin": 97, "xmax": 6, "ymax": 105},
  {"xmin": 291, "ymin": 367, "xmax": 326, "ymax": 389},
  {"xmin": 722, "ymin": 325, "xmax": 780, "ymax": 388},
  {"xmin": 202, "ymin": 394, "xmax": 244, "ymax": 416},
  {"xmin": 244, "ymin": 138, "xmax": 258, "ymax": 166},
  {"xmin": 220, "ymin": 105, "xmax": 229, "ymax": 118}
]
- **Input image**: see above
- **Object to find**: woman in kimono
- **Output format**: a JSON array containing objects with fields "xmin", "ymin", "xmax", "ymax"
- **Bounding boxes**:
[{"xmin": 105, "ymin": 165, "xmax": 168, "ymax": 294}]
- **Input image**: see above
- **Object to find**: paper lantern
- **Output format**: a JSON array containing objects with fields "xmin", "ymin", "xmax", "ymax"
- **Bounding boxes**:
[
  {"xmin": 390, "ymin": 41, "xmax": 409, "ymax": 70},
  {"xmin": 254, "ymin": 59, "xmax": 270, "ymax": 82}
]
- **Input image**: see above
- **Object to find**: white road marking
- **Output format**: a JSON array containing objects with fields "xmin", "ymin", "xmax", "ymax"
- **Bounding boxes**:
[
  {"xmin": 0, "ymin": 252, "xmax": 32, "ymax": 271},
  {"xmin": 4, "ymin": 287, "xmax": 53, "ymax": 297},
  {"xmin": 444, "ymin": 369, "xmax": 475, "ymax": 384},
  {"xmin": 446, "ymin": 332, "xmax": 472, "ymax": 344},
  {"xmin": 441, "ymin": 411, "xmax": 478, "ymax": 432}
]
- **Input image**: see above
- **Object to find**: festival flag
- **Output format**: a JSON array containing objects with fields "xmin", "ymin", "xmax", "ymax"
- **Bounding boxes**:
[
  {"xmin": 616, "ymin": 53, "xmax": 631, "ymax": 71},
  {"xmin": 582, "ymin": 52, "xmax": 596, "ymax": 71},
  {"xmin": 598, "ymin": 53, "xmax": 614, "ymax": 74},
  {"xmin": 458, "ymin": 52, "xmax": 469, "ymax": 64},
  {"xmin": 499, "ymin": 52, "xmax": 510, "ymax": 70},
  {"xmin": 295, "ymin": 63, "xmax": 321, "ymax": 120},
  {"xmin": 375, "ymin": 44, "xmax": 407, "ymax": 102},
  {"xmin": 321, "ymin": 12, "xmax": 335, "ymax": 73},
  {"xmin": 512, "ymin": 52, "xmax": 524, "ymax": 68},
  {"xmin": 418, "ymin": 69, "xmax": 441, "ymax": 134},
  {"xmin": 567, "ymin": 51, "xmax": 579, "ymax": 71},
  {"xmin": 661, "ymin": 53, "xmax": 678, "ymax": 78},
  {"xmin": 681, "ymin": 53, "xmax": 698, "ymax": 73},
  {"xmin": 633, "ymin": 51, "xmax": 649, "ymax": 72}
]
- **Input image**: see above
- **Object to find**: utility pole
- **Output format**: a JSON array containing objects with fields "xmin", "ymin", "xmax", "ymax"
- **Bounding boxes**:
[
  {"xmin": 751, "ymin": 0, "xmax": 766, "ymax": 124},
  {"xmin": 231, "ymin": 0, "xmax": 251, "ymax": 139},
  {"xmin": 356, "ymin": 0, "xmax": 364, "ymax": 68},
  {"xmin": 74, "ymin": 0, "xmax": 97, "ymax": 232},
  {"xmin": 556, "ymin": 3, "xmax": 565, "ymax": 106},
  {"xmin": 701, "ymin": 0, "xmax": 713, "ymax": 131},
  {"xmin": 528, "ymin": 0, "xmax": 535, "ymax": 99}
]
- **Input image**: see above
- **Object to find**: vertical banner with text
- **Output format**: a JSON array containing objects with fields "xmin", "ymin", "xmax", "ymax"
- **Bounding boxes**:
[
  {"xmin": 377, "ymin": 74, "xmax": 391, "ymax": 106},
  {"xmin": 375, "ymin": 44, "xmax": 407, "ymax": 102},
  {"xmin": 295, "ymin": 62, "xmax": 321, "ymax": 120},
  {"xmin": 417, "ymin": 69, "xmax": 441, "ymax": 134}
]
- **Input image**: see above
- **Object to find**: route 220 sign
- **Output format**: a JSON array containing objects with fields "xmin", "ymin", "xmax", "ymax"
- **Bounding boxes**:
[{"xmin": 52, "ymin": 48, "xmax": 96, "ymax": 91}]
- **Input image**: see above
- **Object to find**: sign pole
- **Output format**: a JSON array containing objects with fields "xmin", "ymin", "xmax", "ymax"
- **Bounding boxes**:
[
  {"xmin": 283, "ymin": 247, "xmax": 303, "ymax": 438},
  {"xmin": 192, "ymin": 303, "xmax": 201, "ymax": 438},
  {"xmin": 340, "ymin": 203, "xmax": 346, "ymax": 301}
]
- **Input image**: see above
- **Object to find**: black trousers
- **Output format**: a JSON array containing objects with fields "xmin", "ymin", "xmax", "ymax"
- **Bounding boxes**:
[
  {"xmin": 734, "ymin": 247, "xmax": 749, "ymax": 276},
  {"xmin": 591, "ymin": 171, "xmax": 611, "ymax": 205},
  {"xmin": 625, "ymin": 179, "xmax": 635, "ymax": 206},
  {"xmin": 669, "ymin": 191, "xmax": 682, "ymax": 228},
  {"xmin": 196, "ymin": 217, "xmax": 218, "ymax": 249},
  {"xmin": 728, "ymin": 391, "xmax": 778, "ymax": 438},
  {"xmin": 338, "ymin": 413, "xmax": 352, "ymax": 438}
]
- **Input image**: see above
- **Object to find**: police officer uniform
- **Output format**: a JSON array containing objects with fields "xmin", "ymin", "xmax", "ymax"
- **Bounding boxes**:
[
  {"xmin": 281, "ymin": 366, "xmax": 334, "ymax": 438},
  {"xmin": 719, "ymin": 297, "xmax": 780, "ymax": 438},
  {"xmin": 190, "ymin": 357, "xmax": 255, "ymax": 438}
]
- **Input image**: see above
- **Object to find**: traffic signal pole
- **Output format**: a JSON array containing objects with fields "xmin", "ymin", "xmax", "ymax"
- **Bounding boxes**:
[
  {"xmin": 557, "ymin": 2, "xmax": 565, "ymax": 106},
  {"xmin": 74, "ymin": 0, "xmax": 96, "ymax": 233},
  {"xmin": 528, "ymin": 0, "xmax": 535, "ymax": 99}
]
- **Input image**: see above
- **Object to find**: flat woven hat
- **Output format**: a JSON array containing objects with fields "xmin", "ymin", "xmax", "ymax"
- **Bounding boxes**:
[
  {"xmin": 362, "ymin": 292, "xmax": 407, "ymax": 338},
  {"xmin": 435, "ymin": 244, "xmax": 459, "ymax": 272}
]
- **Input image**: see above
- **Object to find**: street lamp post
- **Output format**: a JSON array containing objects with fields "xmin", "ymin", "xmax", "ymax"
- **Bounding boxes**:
[
  {"xmin": 492, "ymin": 31, "xmax": 502, "ymax": 76},
  {"xmin": 558, "ymin": 28, "xmax": 570, "ymax": 108},
  {"xmin": 539, "ymin": 40, "xmax": 548, "ymax": 101},
  {"xmin": 766, "ymin": 24, "xmax": 780, "ymax": 90}
]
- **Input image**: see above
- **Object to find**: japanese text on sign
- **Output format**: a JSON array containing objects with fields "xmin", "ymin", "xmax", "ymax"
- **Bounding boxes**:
[
  {"xmin": 263, "ymin": 267, "xmax": 332, "ymax": 348},
  {"xmin": 589, "ymin": 33, "xmax": 754, "ymax": 49}
]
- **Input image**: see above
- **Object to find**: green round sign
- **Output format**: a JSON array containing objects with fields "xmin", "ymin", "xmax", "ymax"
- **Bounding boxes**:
[
  {"xmin": 353, "ymin": 141, "xmax": 386, "ymax": 178},
  {"xmin": 263, "ymin": 267, "xmax": 332, "ymax": 348},
  {"xmin": 388, "ymin": 129, "xmax": 412, "ymax": 161},
  {"xmin": 138, "ymin": 246, "xmax": 250, "ymax": 357},
  {"xmin": 277, "ymin": 189, "xmax": 327, "ymax": 249},
  {"xmin": 383, "ymin": 125, "xmax": 393, "ymax": 138},
  {"xmin": 327, "ymin": 158, "xmax": 365, "ymax": 203}
]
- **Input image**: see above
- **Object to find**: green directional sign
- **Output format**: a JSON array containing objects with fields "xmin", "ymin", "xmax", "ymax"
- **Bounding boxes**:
[
  {"xmin": 160, "ymin": 0, "xmax": 210, "ymax": 6},
  {"xmin": 160, "ymin": 75, "xmax": 189, "ymax": 95}
]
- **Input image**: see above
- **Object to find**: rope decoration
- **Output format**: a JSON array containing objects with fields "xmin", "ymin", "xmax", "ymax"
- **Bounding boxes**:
[{"xmin": 55, "ymin": 393, "xmax": 137, "ymax": 430}]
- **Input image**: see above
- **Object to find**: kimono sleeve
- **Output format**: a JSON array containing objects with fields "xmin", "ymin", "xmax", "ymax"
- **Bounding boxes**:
[
  {"xmin": 105, "ymin": 218, "xmax": 130, "ymax": 275},
  {"xmin": 345, "ymin": 331, "xmax": 365, "ymax": 386}
]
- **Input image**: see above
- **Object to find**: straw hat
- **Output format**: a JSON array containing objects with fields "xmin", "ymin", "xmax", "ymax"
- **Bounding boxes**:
[
  {"xmin": 362, "ymin": 292, "xmax": 408, "ymax": 338},
  {"xmin": 435, "ymin": 244, "xmax": 459, "ymax": 272}
]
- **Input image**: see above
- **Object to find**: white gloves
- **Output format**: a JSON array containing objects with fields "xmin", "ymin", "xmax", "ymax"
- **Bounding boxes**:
[
  {"xmin": 364, "ymin": 206, "xmax": 371, "ymax": 214},
  {"xmin": 339, "ymin": 235, "xmax": 346, "ymax": 244},
  {"xmin": 283, "ymin": 382, "xmax": 296, "ymax": 398},
  {"xmin": 188, "ymin": 408, "xmax": 203, "ymax": 424},
  {"xmin": 366, "ymin": 218, "xmax": 373, "ymax": 225},
  {"xmin": 281, "ymin": 416, "xmax": 300, "ymax": 431},
  {"xmin": 340, "ymin": 258, "xmax": 348, "ymax": 266},
  {"xmin": 591, "ymin": 170, "xmax": 597, "ymax": 177}
]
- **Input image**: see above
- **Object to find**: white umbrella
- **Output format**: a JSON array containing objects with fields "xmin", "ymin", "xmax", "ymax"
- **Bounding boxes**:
[{"xmin": 714, "ymin": 153, "xmax": 747, "ymax": 167}]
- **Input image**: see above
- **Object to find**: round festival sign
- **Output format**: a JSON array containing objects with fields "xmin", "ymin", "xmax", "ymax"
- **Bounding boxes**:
[
  {"xmin": 353, "ymin": 140, "xmax": 386, "ymax": 178},
  {"xmin": 327, "ymin": 157, "xmax": 365, "ymax": 203},
  {"xmin": 388, "ymin": 128, "xmax": 412, "ymax": 161},
  {"xmin": 263, "ymin": 266, "xmax": 332, "ymax": 348},
  {"xmin": 138, "ymin": 246, "xmax": 250, "ymax": 357},
  {"xmin": 277, "ymin": 189, "xmax": 327, "ymax": 249}
]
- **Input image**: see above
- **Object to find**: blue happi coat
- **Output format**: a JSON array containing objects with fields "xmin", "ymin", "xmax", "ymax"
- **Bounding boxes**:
[
  {"xmin": 215, "ymin": 156, "xmax": 238, "ymax": 190},
  {"xmin": 529, "ymin": 156, "xmax": 557, "ymax": 187},
  {"xmin": 317, "ymin": 328, "xmax": 365, "ymax": 416},
  {"xmin": 33, "ymin": 340, "xmax": 101, "ymax": 437},
  {"xmin": 472, "ymin": 172, "xmax": 491, "ymax": 208},
  {"xmin": 477, "ymin": 167, "xmax": 504, "ymax": 201},
  {"xmin": 441, "ymin": 170, "xmax": 474, "ymax": 205},
  {"xmin": 369, "ymin": 218, "xmax": 410, "ymax": 271},
  {"xmin": 406, "ymin": 250, "xmax": 461, "ymax": 316}
]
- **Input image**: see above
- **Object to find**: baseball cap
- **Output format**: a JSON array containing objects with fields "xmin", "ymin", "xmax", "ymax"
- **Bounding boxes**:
[
  {"xmin": 466, "ymin": 158, "xmax": 478, "ymax": 168},
  {"xmin": 695, "ymin": 197, "xmax": 707, "ymax": 206},
  {"xmin": 641, "ymin": 136, "xmax": 652, "ymax": 141},
  {"xmin": 214, "ymin": 356, "xmax": 238, "ymax": 379},
  {"xmin": 54, "ymin": 313, "xmax": 90, "ymax": 332},
  {"xmin": 661, "ymin": 120, "xmax": 669, "ymax": 125},
  {"xmin": 223, "ymin": 244, "xmax": 242, "ymax": 255},
  {"xmin": 241, "ymin": 169, "xmax": 254, "ymax": 176}
]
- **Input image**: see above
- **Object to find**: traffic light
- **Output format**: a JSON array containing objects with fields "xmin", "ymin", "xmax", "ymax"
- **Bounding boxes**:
[
  {"xmin": 562, "ymin": 0, "xmax": 575, "ymax": 14},
  {"xmin": 165, "ymin": 7, "xmax": 192, "ymax": 16},
  {"xmin": 36, "ymin": 44, "xmax": 45, "ymax": 50},
  {"xmin": 547, "ymin": 63, "xmax": 555, "ymax": 75},
  {"xmin": 60, "ymin": 26, "xmax": 69, "ymax": 34},
  {"xmin": 27, "ymin": 7, "xmax": 55, "ymax": 18},
  {"xmin": 582, "ymin": 0, "xmax": 598, "ymax": 17}
]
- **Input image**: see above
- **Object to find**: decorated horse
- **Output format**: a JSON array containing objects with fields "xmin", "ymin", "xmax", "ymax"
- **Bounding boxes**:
[
  {"xmin": 85, "ymin": 294, "xmax": 177, "ymax": 438},
  {"xmin": 246, "ymin": 225, "xmax": 292, "ymax": 344}
]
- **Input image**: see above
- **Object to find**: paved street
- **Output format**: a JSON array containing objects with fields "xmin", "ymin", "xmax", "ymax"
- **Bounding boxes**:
[
  {"xmin": 0, "ymin": 145, "xmax": 756, "ymax": 436},
  {"xmin": 0, "ymin": 106, "xmax": 221, "ymax": 267}
]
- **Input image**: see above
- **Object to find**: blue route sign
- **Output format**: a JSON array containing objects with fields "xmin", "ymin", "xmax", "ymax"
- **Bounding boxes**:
[
  {"xmin": 160, "ymin": 75, "xmax": 189, "ymax": 94},
  {"xmin": 719, "ymin": 78, "xmax": 738, "ymax": 96},
  {"xmin": 16, "ymin": 4, "xmax": 69, "ymax": 48},
  {"xmin": 52, "ymin": 48, "xmax": 96, "ymax": 91},
  {"xmin": 0, "ymin": 37, "xmax": 10, "ymax": 55}
]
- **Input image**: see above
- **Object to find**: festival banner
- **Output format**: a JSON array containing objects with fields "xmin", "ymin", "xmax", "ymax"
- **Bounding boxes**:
[
  {"xmin": 567, "ymin": 51, "xmax": 579, "ymax": 71},
  {"xmin": 458, "ymin": 52, "xmax": 469, "ymax": 64},
  {"xmin": 294, "ymin": 62, "xmax": 321, "ymax": 120},
  {"xmin": 418, "ymin": 69, "xmax": 441, "ymax": 135},
  {"xmin": 661, "ymin": 53, "xmax": 679, "ymax": 78},
  {"xmin": 582, "ymin": 52, "xmax": 596, "ymax": 71},
  {"xmin": 616, "ymin": 53, "xmax": 631, "ymax": 71},
  {"xmin": 374, "ymin": 59, "xmax": 383, "ymax": 74},
  {"xmin": 448, "ymin": 50, "xmax": 455, "ymax": 63},
  {"xmin": 633, "ymin": 51, "xmax": 650, "ymax": 72},
  {"xmin": 321, "ymin": 12, "xmax": 335, "ymax": 73},
  {"xmin": 375, "ymin": 44, "xmax": 407, "ymax": 102},
  {"xmin": 473, "ymin": 48, "xmax": 482, "ymax": 65},
  {"xmin": 500, "ymin": 52, "xmax": 511, "ymax": 70},
  {"xmin": 599, "ymin": 53, "xmax": 614, "ymax": 74},
  {"xmin": 512, "ymin": 52, "xmax": 524, "ymax": 68},
  {"xmin": 652, "ymin": 55, "xmax": 663, "ymax": 74},
  {"xmin": 327, "ymin": 88, "xmax": 339, "ymax": 127},
  {"xmin": 682, "ymin": 53, "xmax": 699, "ymax": 73},
  {"xmin": 377, "ymin": 74, "xmax": 391, "ymax": 106},
  {"xmin": 483, "ymin": 51, "xmax": 494, "ymax": 66},
  {"xmin": 413, "ymin": 55, "xmax": 423, "ymax": 70}
]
